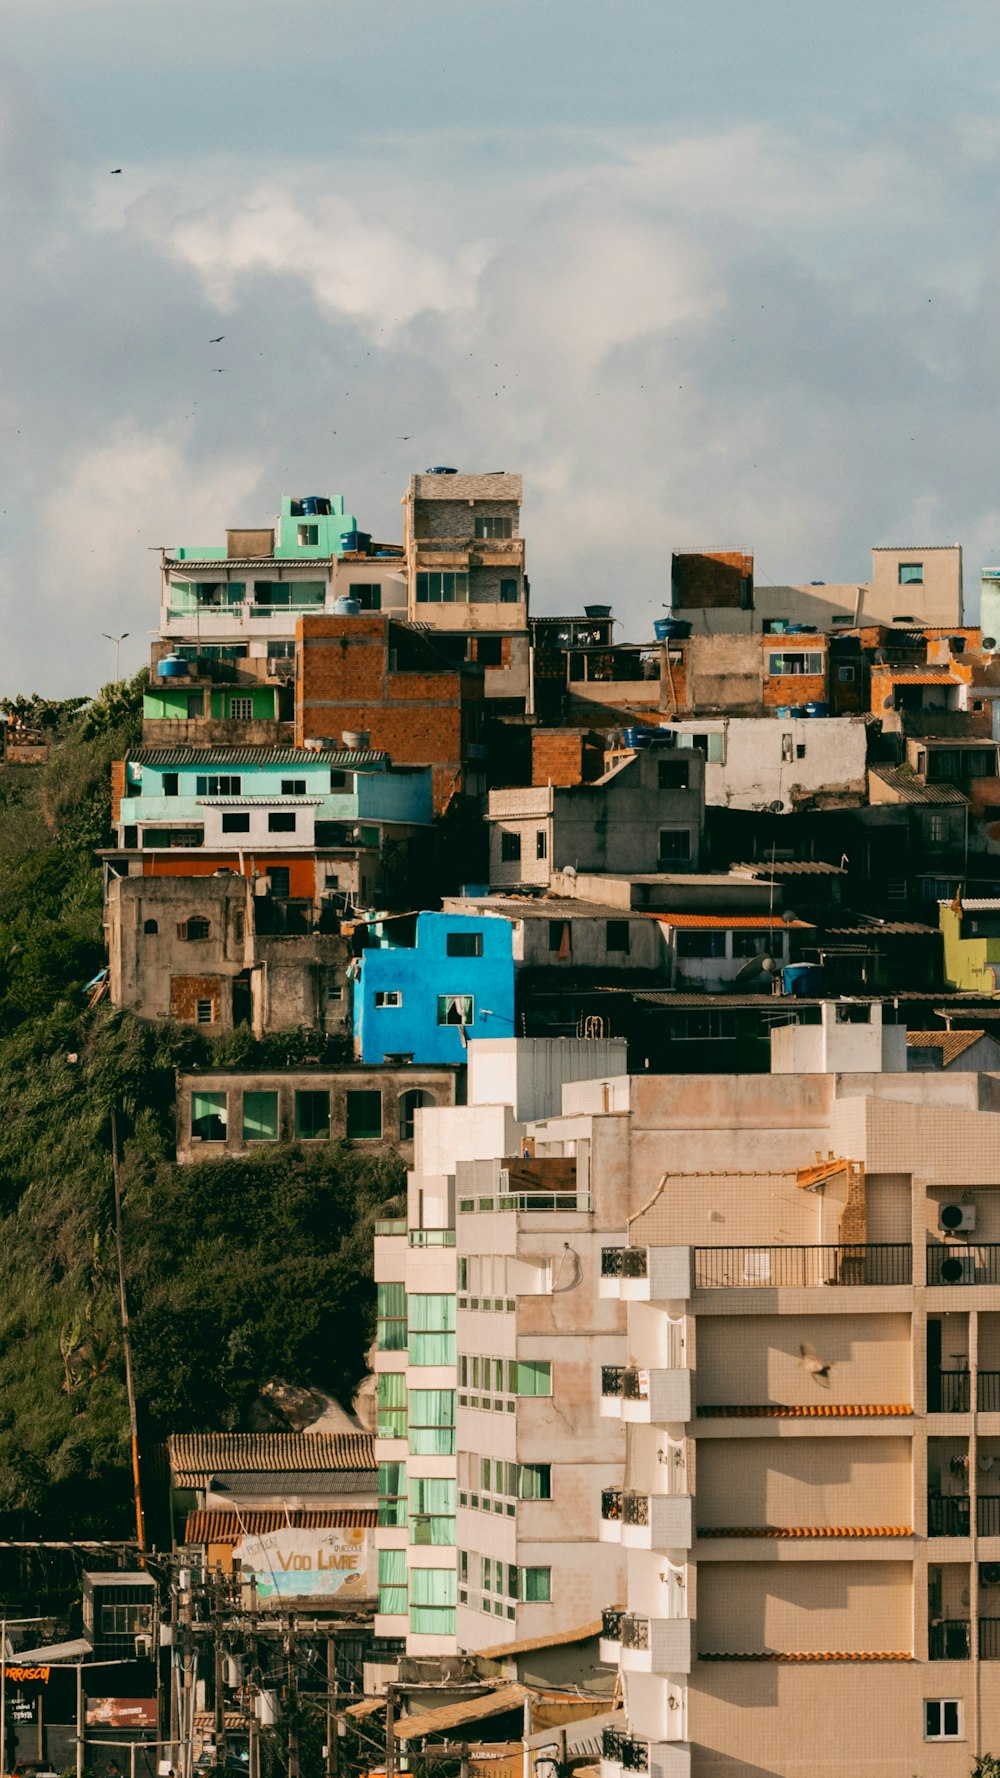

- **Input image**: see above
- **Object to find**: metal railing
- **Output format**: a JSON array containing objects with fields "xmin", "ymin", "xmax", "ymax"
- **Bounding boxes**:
[
  {"xmin": 980, "ymin": 1373, "xmax": 1000, "ymax": 1411},
  {"xmin": 932, "ymin": 1371, "xmax": 971, "ymax": 1412},
  {"xmin": 601, "ymin": 1608, "xmax": 624, "ymax": 1643},
  {"xmin": 602, "ymin": 1731, "xmax": 649, "ymax": 1773},
  {"xmin": 459, "ymin": 1192, "xmax": 593, "ymax": 1214},
  {"xmin": 374, "ymin": 1219, "xmax": 406, "ymax": 1236},
  {"xmin": 929, "ymin": 1620, "xmax": 970, "ymax": 1660},
  {"xmin": 601, "ymin": 1489, "xmax": 623, "ymax": 1522},
  {"xmin": 927, "ymin": 1244, "xmax": 1000, "ymax": 1285},
  {"xmin": 602, "ymin": 1366, "xmax": 624, "ymax": 1398},
  {"xmin": 601, "ymin": 1248, "xmax": 625, "ymax": 1278},
  {"xmin": 694, "ymin": 1243, "xmax": 912, "ymax": 1288},
  {"xmin": 623, "ymin": 1494, "xmax": 650, "ymax": 1527},
  {"xmin": 622, "ymin": 1617, "xmax": 651, "ymax": 1651},
  {"xmin": 980, "ymin": 1619, "xmax": 1000, "ymax": 1660},
  {"xmin": 622, "ymin": 1369, "xmax": 649, "ymax": 1402},
  {"xmin": 979, "ymin": 1496, "xmax": 1000, "ymax": 1537},
  {"xmin": 408, "ymin": 1230, "xmax": 456, "ymax": 1246},
  {"xmin": 928, "ymin": 1495, "xmax": 970, "ymax": 1536}
]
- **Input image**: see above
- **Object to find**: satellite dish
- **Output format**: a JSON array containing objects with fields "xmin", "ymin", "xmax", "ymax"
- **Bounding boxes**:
[
  {"xmin": 768, "ymin": 799, "xmax": 785, "ymax": 814},
  {"xmin": 562, "ymin": 865, "xmax": 577, "ymax": 878},
  {"xmin": 874, "ymin": 648, "xmax": 889, "ymax": 663},
  {"xmin": 781, "ymin": 909, "xmax": 799, "ymax": 925},
  {"xmin": 882, "ymin": 694, "xmax": 894, "ymax": 709},
  {"xmin": 984, "ymin": 636, "xmax": 997, "ymax": 651},
  {"xmin": 732, "ymin": 952, "xmax": 776, "ymax": 986}
]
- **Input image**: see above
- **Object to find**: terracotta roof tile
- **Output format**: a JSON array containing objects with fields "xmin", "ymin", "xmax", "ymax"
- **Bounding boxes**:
[
  {"xmin": 184, "ymin": 1508, "xmax": 375, "ymax": 1543},
  {"xmin": 697, "ymin": 1525, "xmax": 912, "ymax": 1538},
  {"xmin": 651, "ymin": 914, "xmax": 813, "ymax": 930},
  {"xmin": 907, "ymin": 1029, "xmax": 987, "ymax": 1065},
  {"xmin": 695, "ymin": 1403, "xmax": 912, "ymax": 1418},
  {"xmin": 169, "ymin": 1432, "xmax": 374, "ymax": 1487}
]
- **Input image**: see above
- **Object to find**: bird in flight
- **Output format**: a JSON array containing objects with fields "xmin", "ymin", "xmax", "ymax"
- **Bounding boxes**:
[
  {"xmin": 213, "ymin": 368, "xmax": 227, "ymax": 373},
  {"xmin": 110, "ymin": 168, "xmax": 122, "ymax": 175},
  {"xmin": 799, "ymin": 1342, "xmax": 832, "ymax": 1388},
  {"xmin": 398, "ymin": 435, "xmax": 414, "ymax": 441},
  {"xmin": 209, "ymin": 335, "xmax": 225, "ymax": 343}
]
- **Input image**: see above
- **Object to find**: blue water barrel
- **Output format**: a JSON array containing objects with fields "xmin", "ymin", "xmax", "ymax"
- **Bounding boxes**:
[
  {"xmin": 804, "ymin": 701, "xmax": 829, "ymax": 717},
  {"xmin": 790, "ymin": 705, "xmax": 811, "ymax": 718},
  {"xmin": 426, "ymin": 466, "xmax": 457, "ymax": 474},
  {"xmin": 300, "ymin": 496, "xmax": 331, "ymax": 516},
  {"xmin": 333, "ymin": 596, "xmax": 361, "ymax": 617},
  {"xmin": 775, "ymin": 706, "xmax": 792, "ymax": 719},
  {"xmin": 654, "ymin": 617, "xmax": 692, "ymax": 641},
  {"xmin": 622, "ymin": 726, "xmax": 647, "ymax": 749},
  {"xmin": 341, "ymin": 530, "xmax": 372, "ymax": 554},
  {"xmin": 782, "ymin": 964, "xmax": 824, "ymax": 998},
  {"xmin": 157, "ymin": 654, "xmax": 189, "ymax": 678}
]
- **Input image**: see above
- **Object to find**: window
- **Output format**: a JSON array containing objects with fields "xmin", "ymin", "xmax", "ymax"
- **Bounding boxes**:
[
  {"xmin": 766, "ymin": 651, "xmax": 824, "ymax": 676},
  {"xmin": 196, "ymin": 775, "xmax": 241, "ymax": 796},
  {"xmin": 672, "ymin": 1010, "xmax": 737, "ymax": 1040},
  {"xmin": 499, "ymin": 579, "xmax": 519, "ymax": 603},
  {"xmin": 378, "ymin": 1460, "xmax": 407, "ymax": 1527},
  {"xmin": 517, "ymin": 1463, "xmax": 551, "ymax": 1500},
  {"xmin": 295, "ymin": 1090, "xmax": 330, "ymax": 1140},
  {"xmin": 409, "ymin": 1389, "xmax": 455, "ymax": 1455},
  {"xmin": 196, "ymin": 999, "xmax": 213, "ymax": 1025},
  {"xmin": 408, "ymin": 1296, "xmax": 456, "ymax": 1366},
  {"xmin": 659, "ymin": 829, "xmax": 691, "ymax": 865},
  {"xmin": 899, "ymin": 562, "xmax": 924, "ymax": 585},
  {"xmin": 409, "ymin": 1476, "xmax": 456, "ymax": 1546},
  {"xmin": 796, "ymin": 743, "xmax": 806, "ymax": 759},
  {"xmin": 508, "ymin": 1359, "xmax": 552, "ymax": 1396},
  {"xmin": 143, "ymin": 918, "xmax": 158, "ymax": 935},
  {"xmin": 927, "ymin": 813, "xmax": 948, "ymax": 845},
  {"xmin": 229, "ymin": 697, "xmax": 254, "ymax": 720},
  {"xmin": 606, "ymin": 920, "xmax": 630, "ymax": 954},
  {"xmin": 416, "ymin": 571, "xmax": 469, "ymax": 602},
  {"xmin": 438, "ymin": 994, "xmax": 473, "ymax": 1026},
  {"xmin": 837, "ymin": 665, "xmax": 856, "ymax": 682},
  {"xmin": 298, "ymin": 523, "xmax": 319, "ymax": 546},
  {"xmin": 549, "ymin": 920, "xmax": 572, "ymax": 956},
  {"xmin": 268, "ymin": 866, "xmax": 290, "ymax": 897},
  {"xmin": 377, "ymin": 1283, "xmax": 407, "ymax": 1352},
  {"xmin": 281, "ymin": 779, "xmax": 307, "ymax": 795},
  {"xmin": 346, "ymin": 1089, "xmax": 382, "ymax": 1140},
  {"xmin": 732, "ymin": 930, "xmax": 769, "ymax": 957},
  {"xmin": 500, "ymin": 831, "xmax": 522, "ymax": 863},
  {"xmin": 377, "ymin": 1372, "xmax": 407, "ymax": 1439},
  {"xmin": 519, "ymin": 1566, "xmax": 551, "ymax": 1602},
  {"xmin": 446, "ymin": 931, "xmax": 483, "ymax": 957},
  {"xmin": 122, "ymin": 826, "xmax": 138, "ymax": 848},
  {"xmin": 183, "ymin": 915, "xmax": 211, "ymax": 941},
  {"xmin": 330, "ymin": 770, "xmax": 351, "ymax": 790},
  {"xmin": 399, "ymin": 1088, "xmax": 432, "ymax": 1141},
  {"xmin": 163, "ymin": 772, "xmax": 179, "ymax": 796},
  {"xmin": 242, "ymin": 1091, "xmax": 278, "ymax": 1142},
  {"xmin": 375, "ymin": 990, "xmax": 402, "ymax": 1008},
  {"xmin": 892, "ymin": 613, "xmax": 915, "ymax": 624},
  {"xmin": 349, "ymin": 583, "xmax": 381, "ymax": 610},
  {"xmin": 677, "ymin": 729, "xmax": 725, "ymax": 763},
  {"xmin": 269, "ymin": 811, "xmax": 296, "ymax": 833},
  {"xmin": 924, "ymin": 1700, "xmax": 960, "ymax": 1741},
  {"xmin": 476, "ymin": 636, "xmax": 503, "ymax": 667},
  {"xmin": 781, "ymin": 733, "xmax": 794, "ymax": 762},
  {"xmin": 536, "ymin": 829, "xmax": 547, "ymax": 860},
  {"xmin": 676, "ymin": 930, "xmax": 727, "ymax": 958},
  {"xmin": 222, "ymin": 812, "xmax": 251, "ymax": 834},
  {"xmin": 474, "ymin": 515, "xmax": 513, "ymax": 539},
  {"xmin": 658, "ymin": 758, "xmax": 689, "ymax": 790},
  {"xmin": 409, "ymin": 1567, "xmax": 456, "ymax": 1635},
  {"xmin": 191, "ymin": 1092, "xmax": 227, "ymax": 1141},
  {"xmin": 378, "ymin": 1547, "xmax": 407, "ymax": 1615},
  {"xmin": 100, "ymin": 1603, "xmax": 153, "ymax": 1635}
]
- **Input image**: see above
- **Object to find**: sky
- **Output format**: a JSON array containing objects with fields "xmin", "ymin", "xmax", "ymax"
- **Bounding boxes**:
[{"xmin": 5, "ymin": 0, "xmax": 1000, "ymax": 693}]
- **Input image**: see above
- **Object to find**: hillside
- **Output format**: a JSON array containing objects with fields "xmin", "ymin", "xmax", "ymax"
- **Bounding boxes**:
[{"xmin": 0, "ymin": 689, "xmax": 396, "ymax": 1535}]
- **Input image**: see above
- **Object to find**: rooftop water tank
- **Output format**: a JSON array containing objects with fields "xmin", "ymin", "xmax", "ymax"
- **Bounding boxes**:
[
  {"xmin": 342, "ymin": 729, "xmax": 370, "ymax": 750},
  {"xmin": 157, "ymin": 654, "xmax": 189, "ymax": 678},
  {"xmin": 585, "ymin": 604, "xmax": 612, "ymax": 619},
  {"xmin": 804, "ymin": 700, "xmax": 830, "ymax": 717},
  {"xmin": 782, "ymin": 963, "xmax": 824, "ymax": 998},
  {"xmin": 341, "ymin": 530, "xmax": 371, "ymax": 554},
  {"xmin": 654, "ymin": 617, "xmax": 692, "ymax": 641},
  {"xmin": 425, "ymin": 466, "xmax": 457, "ymax": 474},
  {"xmin": 299, "ymin": 496, "xmax": 331, "ymax": 516},
  {"xmin": 332, "ymin": 596, "xmax": 361, "ymax": 617}
]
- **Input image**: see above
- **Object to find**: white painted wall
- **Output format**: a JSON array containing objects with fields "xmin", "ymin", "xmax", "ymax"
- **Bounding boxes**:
[{"xmin": 662, "ymin": 716, "xmax": 867, "ymax": 811}]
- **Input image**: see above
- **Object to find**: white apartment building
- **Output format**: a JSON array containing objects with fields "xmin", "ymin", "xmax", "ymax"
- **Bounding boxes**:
[{"xmin": 373, "ymin": 1037, "xmax": 627, "ymax": 1655}]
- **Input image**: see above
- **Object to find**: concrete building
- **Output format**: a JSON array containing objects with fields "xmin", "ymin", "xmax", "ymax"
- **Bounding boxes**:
[
  {"xmin": 653, "ymin": 913, "xmax": 813, "ymax": 992},
  {"xmin": 653, "ymin": 717, "xmax": 868, "ymax": 814},
  {"xmin": 373, "ymin": 1037, "xmax": 628, "ymax": 1655},
  {"xmin": 940, "ymin": 897, "xmax": 1000, "ymax": 995},
  {"xmin": 487, "ymin": 750, "xmax": 705, "ymax": 889},
  {"xmin": 442, "ymin": 895, "xmax": 667, "ymax": 979},
  {"xmin": 670, "ymin": 546, "xmax": 963, "ymax": 634},
  {"xmin": 174, "ymin": 1063, "xmax": 459, "ymax": 1162},
  {"xmin": 354, "ymin": 913, "xmax": 515, "ymax": 1065}
]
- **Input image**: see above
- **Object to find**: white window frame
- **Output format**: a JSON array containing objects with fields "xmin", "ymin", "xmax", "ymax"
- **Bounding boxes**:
[
  {"xmin": 375, "ymin": 990, "xmax": 402, "ymax": 1009},
  {"xmin": 923, "ymin": 1699, "xmax": 961, "ymax": 1741}
]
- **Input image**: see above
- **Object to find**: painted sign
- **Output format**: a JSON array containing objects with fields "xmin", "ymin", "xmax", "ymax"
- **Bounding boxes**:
[
  {"xmin": 233, "ymin": 1526, "xmax": 370, "ymax": 1599},
  {"xmin": 86, "ymin": 1700, "xmax": 158, "ymax": 1729},
  {"xmin": 3, "ymin": 1668, "xmax": 49, "ymax": 1684}
]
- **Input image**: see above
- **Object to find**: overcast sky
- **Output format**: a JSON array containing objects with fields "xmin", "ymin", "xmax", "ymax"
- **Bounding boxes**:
[{"xmin": 4, "ymin": 0, "xmax": 1000, "ymax": 693}]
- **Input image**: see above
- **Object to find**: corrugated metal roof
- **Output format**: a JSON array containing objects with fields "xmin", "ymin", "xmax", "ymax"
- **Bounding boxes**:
[
  {"xmin": 950, "ymin": 897, "xmax": 1000, "ymax": 909},
  {"xmin": 167, "ymin": 558, "xmax": 333, "ymax": 570},
  {"xmin": 197, "ymin": 797, "xmax": 325, "ymax": 807},
  {"xmin": 651, "ymin": 914, "xmax": 814, "ymax": 929},
  {"xmin": 731, "ymin": 860, "xmax": 846, "ymax": 877},
  {"xmin": 869, "ymin": 768, "xmax": 969, "ymax": 804},
  {"xmin": 134, "ymin": 746, "xmax": 389, "ymax": 769},
  {"xmin": 185, "ymin": 1508, "xmax": 375, "ymax": 1542},
  {"xmin": 395, "ymin": 1686, "xmax": 529, "ymax": 1742},
  {"xmin": 476, "ymin": 1620, "xmax": 602, "ymax": 1660},
  {"xmin": 209, "ymin": 1470, "xmax": 377, "ymax": 1496},
  {"xmin": 169, "ymin": 1431, "xmax": 374, "ymax": 1486},
  {"xmin": 631, "ymin": 990, "xmax": 993, "ymax": 1006},
  {"xmin": 872, "ymin": 668, "xmax": 957, "ymax": 682},
  {"xmin": 820, "ymin": 923, "xmax": 938, "ymax": 936}
]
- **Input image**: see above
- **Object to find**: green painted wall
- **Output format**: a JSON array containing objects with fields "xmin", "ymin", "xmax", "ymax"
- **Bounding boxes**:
[
  {"xmin": 174, "ymin": 493, "xmax": 359, "ymax": 561},
  {"xmin": 209, "ymin": 687, "xmax": 278, "ymax": 719}
]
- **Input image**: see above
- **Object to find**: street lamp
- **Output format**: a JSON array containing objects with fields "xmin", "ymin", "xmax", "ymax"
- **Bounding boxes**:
[{"xmin": 102, "ymin": 633, "xmax": 130, "ymax": 683}]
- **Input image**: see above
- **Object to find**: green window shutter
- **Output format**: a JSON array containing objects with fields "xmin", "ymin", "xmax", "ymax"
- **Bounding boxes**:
[
  {"xmin": 519, "ymin": 1566, "xmax": 551, "ymax": 1602},
  {"xmin": 377, "ymin": 1371, "xmax": 407, "ymax": 1438},
  {"xmin": 378, "ymin": 1460, "xmax": 407, "ymax": 1527},
  {"xmin": 409, "ymin": 1567, "xmax": 456, "ymax": 1633},
  {"xmin": 509, "ymin": 1359, "xmax": 552, "ymax": 1397},
  {"xmin": 408, "ymin": 1389, "xmax": 455, "ymax": 1455},
  {"xmin": 242, "ymin": 1091, "xmax": 278, "ymax": 1142},
  {"xmin": 346, "ymin": 1089, "xmax": 382, "ymax": 1140},
  {"xmin": 409, "ymin": 1477, "xmax": 456, "ymax": 1545},
  {"xmin": 377, "ymin": 1284, "xmax": 407, "ymax": 1351},
  {"xmin": 191, "ymin": 1092, "xmax": 227, "ymax": 1141},
  {"xmin": 378, "ymin": 1547, "xmax": 407, "ymax": 1615},
  {"xmin": 408, "ymin": 1295, "xmax": 456, "ymax": 1365},
  {"xmin": 295, "ymin": 1090, "xmax": 330, "ymax": 1140}
]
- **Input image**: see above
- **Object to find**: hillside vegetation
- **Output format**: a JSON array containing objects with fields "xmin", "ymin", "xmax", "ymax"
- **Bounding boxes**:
[{"xmin": 0, "ymin": 685, "xmax": 396, "ymax": 1535}]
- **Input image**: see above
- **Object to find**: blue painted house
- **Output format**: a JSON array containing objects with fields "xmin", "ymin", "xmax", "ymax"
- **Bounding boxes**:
[{"xmin": 354, "ymin": 912, "xmax": 514, "ymax": 1064}]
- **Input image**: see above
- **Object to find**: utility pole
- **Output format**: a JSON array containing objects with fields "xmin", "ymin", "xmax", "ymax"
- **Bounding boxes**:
[
  {"xmin": 286, "ymin": 1613, "xmax": 299, "ymax": 1778},
  {"xmin": 246, "ymin": 1577, "xmax": 258, "ymax": 1778},
  {"xmin": 110, "ymin": 1108, "xmax": 146, "ymax": 1554},
  {"xmin": 384, "ymin": 1683, "xmax": 395, "ymax": 1778},
  {"xmin": 325, "ymin": 1631, "xmax": 338, "ymax": 1778},
  {"xmin": 213, "ymin": 1569, "xmax": 227, "ymax": 1771}
]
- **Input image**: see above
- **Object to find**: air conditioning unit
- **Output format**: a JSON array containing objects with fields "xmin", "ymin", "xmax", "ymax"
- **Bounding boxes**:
[
  {"xmin": 498, "ymin": 1168, "xmax": 510, "ymax": 1191},
  {"xmin": 267, "ymin": 656, "xmax": 294, "ymax": 679},
  {"xmin": 135, "ymin": 1634, "xmax": 153, "ymax": 1659},
  {"xmin": 940, "ymin": 1253, "xmax": 977, "ymax": 1285},
  {"xmin": 940, "ymin": 1203, "xmax": 976, "ymax": 1234},
  {"xmin": 981, "ymin": 1564, "xmax": 1000, "ymax": 1587}
]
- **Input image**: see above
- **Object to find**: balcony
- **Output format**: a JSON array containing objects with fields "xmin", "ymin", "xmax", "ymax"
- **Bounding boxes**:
[
  {"xmin": 980, "ymin": 1619, "xmax": 1000, "ymax": 1659},
  {"xmin": 600, "ymin": 1608, "xmax": 624, "ymax": 1660},
  {"xmin": 929, "ymin": 1620, "xmax": 970, "ymax": 1660},
  {"xmin": 929, "ymin": 1370, "xmax": 971, "ymax": 1413},
  {"xmin": 602, "ymin": 1730, "xmax": 649, "ymax": 1773},
  {"xmin": 374, "ymin": 1219, "xmax": 406, "ymax": 1236},
  {"xmin": 599, "ymin": 1245, "xmax": 691, "ymax": 1302},
  {"xmin": 620, "ymin": 1615, "xmax": 693, "ymax": 1676},
  {"xmin": 981, "ymin": 1373, "xmax": 1000, "ymax": 1411},
  {"xmin": 600, "ymin": 1488, "xmax": 623, "ymax": 1543},
  {"xmin": 928, "ymin": 1495, "xmax": 970, "ymax": 1537},
  {"xmin": 693, "ymin": 1243, "xmax": 912, "ymax": 1288},
  {"xmin": 620, "ymin": 1492, "xmax": 693, "ymax": 1551},
  {"xmin": 927, "ymin": 1244, "xmax": 1000, "ymax": 1285},
  {"xmin": 602, "ymin": 1733, "xmax": 690, "ymax": 1778},
  {"xmin": 408, "ymin": 1230, "xmax": 456, "ymax": 1246},
  {"xmin": 601, "ymin": 1366, "xmax": 692, "ymax": 1424}
]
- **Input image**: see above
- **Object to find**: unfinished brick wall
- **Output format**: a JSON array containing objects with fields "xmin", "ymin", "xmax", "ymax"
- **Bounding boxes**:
[
  {"xmin": 170, "ymin": 975, "xmax": 222, "ymax": 1025},
  {"xmin": 111, "ymin": 759, "xmax": 127, "ymax": 822},
  {"xmin": 531, "ymin": 730, "xmax": 588, "ymax": 786},
  {"xmin": 672, "ymin": 551, "xmax": 754, "ymax": 610}
]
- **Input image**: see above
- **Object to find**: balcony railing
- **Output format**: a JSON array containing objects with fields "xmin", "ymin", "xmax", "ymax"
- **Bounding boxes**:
[
  {"xmin": 459, "ymin": 1191, "xmax": 592, "ymax": 1214},
  {"xmin": 980, "ymin": 1619, "xmax": 1000, "ymax": 1660},
  {"xmin": 622, "ymin": 1616, "xmax": 651, "ymax": 1651},
  {"xmin": 694, "ymin": 1243, "xmax": 912, "ymax": 1288},
  {"xmin": 623, "ymin": 1494, "xmax": 651, "ymax": 1528},
  {"xmin": 601, "ymin": 1247, "xmax": 648, "ymax": 1278},
  {"xmin": 979, "ymin": 1496, "xmax": 1000, "ymax": 1537},
  {"xmin": 929, "ymin": 1620, "xmax": 970, "ymax": 1660},
  {"xmin": 622, "ymin": 1369, "xmax": 649, "ymax": 1402},
  {"xmin": 601, "ymin": 1608, "xmax": 624, "ymax": 1643},
  {"xmin": 408, "ymin": 1230, "xmax": 456, "ymax": 1246},
  {"xmin": 980, "ymin": 1373, "xmax": 1000, "ymax": 1412},
  {"xmin": 374, "ymin": 1219, "xmax": 406, "ymax": 1236},
  {"xmin": 928, "ymin": 1495, "xmax": 970, "ymax": 1536},
  {"xmin": 602, "ymin": 1730, "xmax": 648, "ymax": 1772},
  {"xmin": 601, "ymin": 1489, "xmax": 623, "ymax": 1523},
  {"xmin": 602, "ymin": 1366, "xmax": 624, "ymax": 1398},
  {"xmin": 927, "ymin": 1244, "xmax": 1000, "ymax": 1285},
  {"xmin": 931, "ymin": 1370, "xmax": 971, "ymax": 1413}
]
